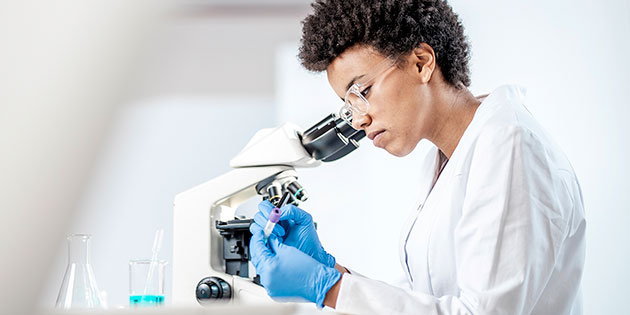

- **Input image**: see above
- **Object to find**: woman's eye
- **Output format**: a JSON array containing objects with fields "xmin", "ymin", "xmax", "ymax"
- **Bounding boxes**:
[{"xmin": 360, "ymin": 86, "xmax": 372, "ymax": 97}]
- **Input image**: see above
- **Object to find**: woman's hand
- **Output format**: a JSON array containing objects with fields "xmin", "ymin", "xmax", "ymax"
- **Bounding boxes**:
[
  {"xmin": 249, "ymin": 226, "xmax": 341, "ymax": 307},
  {"xmin": 252, "ymin": 200, "xmax": 336, "ymax": 268}
]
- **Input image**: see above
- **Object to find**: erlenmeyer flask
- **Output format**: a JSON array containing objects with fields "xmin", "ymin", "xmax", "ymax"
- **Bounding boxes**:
[{"xmin": 55, "ymin": 234, "xmax": 105, "ymax": 309}]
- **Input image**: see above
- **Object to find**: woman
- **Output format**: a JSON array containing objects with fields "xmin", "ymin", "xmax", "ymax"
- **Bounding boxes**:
[{"xmin": 249, "ymin": 0, "xmax": 586, "ymax": 314}]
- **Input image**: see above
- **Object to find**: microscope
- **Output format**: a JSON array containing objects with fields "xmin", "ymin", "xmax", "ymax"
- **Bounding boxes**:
[{"xmin": 172, "ymin": 114, "xmax": 365, "ymax": 307}]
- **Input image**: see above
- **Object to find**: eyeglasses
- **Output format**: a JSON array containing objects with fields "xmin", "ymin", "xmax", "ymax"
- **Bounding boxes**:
[{"xmin": 339, "ymin": 57, "xmax": 398, "ymax": 125}]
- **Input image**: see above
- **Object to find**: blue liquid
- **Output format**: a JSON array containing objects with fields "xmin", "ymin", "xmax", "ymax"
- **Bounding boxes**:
[{"xmin": 130, "ymin": 295, "xmax": 164, "ymax": 306}]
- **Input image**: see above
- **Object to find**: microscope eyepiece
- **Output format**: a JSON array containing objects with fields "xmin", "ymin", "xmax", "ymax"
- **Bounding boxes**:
[{"xmin": 301, "ymin": 113, "xmax": 365, "ymax": 162}]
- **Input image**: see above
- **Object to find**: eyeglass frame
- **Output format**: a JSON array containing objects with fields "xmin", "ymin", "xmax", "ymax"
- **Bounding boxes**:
[{"xmin": 339, "ymin": 56, "xmax": 399, "ymax": 125}]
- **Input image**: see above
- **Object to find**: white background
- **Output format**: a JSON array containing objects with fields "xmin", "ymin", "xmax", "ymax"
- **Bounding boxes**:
[{"xmin": 42, "ymin": 1, "xmax": 630, "ymax": 314}]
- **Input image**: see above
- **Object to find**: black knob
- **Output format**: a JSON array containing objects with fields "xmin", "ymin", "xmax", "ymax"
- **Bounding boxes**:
[{"xmin": 196, "ymin": 277, "xmax": 231, "ymax": 304}]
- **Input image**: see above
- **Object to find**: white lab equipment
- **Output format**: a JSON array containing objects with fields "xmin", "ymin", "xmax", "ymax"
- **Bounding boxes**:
[{"xmin": 172, "ymin": 114, "xmax": 365, "ymax": 307}]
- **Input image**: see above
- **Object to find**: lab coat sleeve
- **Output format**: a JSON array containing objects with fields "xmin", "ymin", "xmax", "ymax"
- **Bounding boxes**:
[
  {"xmin": 335, "ymin": 125, "xmax": 570, "ymax": 315},
  {"xmin": 345, "ymin": 267, "xmax": 365, "ymax": 277},
  {"xmin": 336, "ymin": 273, "xmax": 472, "ymax": 314}
]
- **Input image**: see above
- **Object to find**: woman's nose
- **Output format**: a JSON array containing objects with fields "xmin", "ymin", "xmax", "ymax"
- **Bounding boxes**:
[{"xmin": 351, "ymin": 112, "xmax": 371, "ymax": 130}]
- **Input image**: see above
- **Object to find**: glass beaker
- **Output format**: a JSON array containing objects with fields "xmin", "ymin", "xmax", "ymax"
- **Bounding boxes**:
[
  {"xmin": 55, "ymin": 234, "xmax": 105, "ymax": 309},
  {"xmin": 129, "ymin": 259, "xmax": 167, "ymax": 307}
]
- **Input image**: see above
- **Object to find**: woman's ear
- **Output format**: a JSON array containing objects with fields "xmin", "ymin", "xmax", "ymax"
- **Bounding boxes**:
[{"xmin": 412, "ymin": 43, "xmax": 436, "ymax": 84}]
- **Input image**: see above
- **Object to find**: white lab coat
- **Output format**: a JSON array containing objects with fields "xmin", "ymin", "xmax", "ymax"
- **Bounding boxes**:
[{"xmin": 335, "ymin": 85, "xmax": 586, "ymax": 315}]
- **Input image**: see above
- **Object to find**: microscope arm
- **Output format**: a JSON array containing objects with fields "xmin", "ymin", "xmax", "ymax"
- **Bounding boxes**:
[
  {"xmin": 173, "ymin": 165, "xmax": 293, "ymax": 305},
  {"xmin": 172, "ymin": 113, "xmax": 365, "ymax": 307}
]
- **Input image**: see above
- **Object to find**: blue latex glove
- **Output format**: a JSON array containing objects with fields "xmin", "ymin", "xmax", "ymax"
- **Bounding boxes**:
[
  {"xmin": 253, "ymin": 200, "xmax": 336, "ymax": 268},
  {"xmin": 249, "ymin": 224, "xmax": 341, "ymax": 307}
]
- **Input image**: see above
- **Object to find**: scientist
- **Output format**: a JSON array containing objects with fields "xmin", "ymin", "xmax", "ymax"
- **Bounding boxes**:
[{"xmin": 249, "ymin": 0, "xmax": 586, "ymax": 314}]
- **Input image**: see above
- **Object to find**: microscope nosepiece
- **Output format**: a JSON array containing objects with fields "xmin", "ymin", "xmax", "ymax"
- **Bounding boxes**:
[
  {"xmin": 266, "ymin": 184, "xmax": 282, "ymax": 206},
  {"xmin": 287, "ymin": 181, "xmax": 308, "ymax": 202}
]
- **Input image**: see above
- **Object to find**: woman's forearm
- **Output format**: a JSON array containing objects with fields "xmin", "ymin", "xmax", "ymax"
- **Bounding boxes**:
[{"xmin": 324, "ymin": 263, "xmax": 349, "ymax": 308}]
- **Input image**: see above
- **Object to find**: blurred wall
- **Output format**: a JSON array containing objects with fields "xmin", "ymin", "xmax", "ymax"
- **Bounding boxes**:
[
  {"xmin": 42, "ymin": 1, "xmax": 630, "ymax": 314},
  {"xmin": 0, "ymin": 1, "xmax": 170, "ymax": 314},
  {"xmin": 42, "ymin": 8, "xmax": 306, "ymax": 308}
]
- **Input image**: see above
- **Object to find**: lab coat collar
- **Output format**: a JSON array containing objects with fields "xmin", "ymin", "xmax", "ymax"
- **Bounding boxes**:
[
  {"xmin": 447, "ymin": 84, "xmax": 528, "ymax": 172},
  {"xmin": 407, "ymin": 85, "xmax": 529, "ymax": 204},
  {"xmin": 400, "ymin": 85, "xmax": 528, "ymax": 285}
]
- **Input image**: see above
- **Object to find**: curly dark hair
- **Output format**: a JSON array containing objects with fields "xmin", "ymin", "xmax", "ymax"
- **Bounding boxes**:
[{"xmin": 299, "ymin": 0, "xmax": 471, "ymax": 88}]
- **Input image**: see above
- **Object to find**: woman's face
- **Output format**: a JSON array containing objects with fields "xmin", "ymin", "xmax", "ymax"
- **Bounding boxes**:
[{"xmin": 327, "ymin": 45, "xmax": 437, "ymax": 157}]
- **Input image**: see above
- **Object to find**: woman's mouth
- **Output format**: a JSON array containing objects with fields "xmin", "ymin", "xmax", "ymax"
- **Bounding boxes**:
[{"xmin": 371, "ymin": 130, "xmax": 386, "ymax": 147}]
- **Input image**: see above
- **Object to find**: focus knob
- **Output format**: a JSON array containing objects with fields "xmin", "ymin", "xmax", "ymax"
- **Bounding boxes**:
[{"xmin": 196, "ymin": 277, "xmax": 231, "ymax": 304}]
